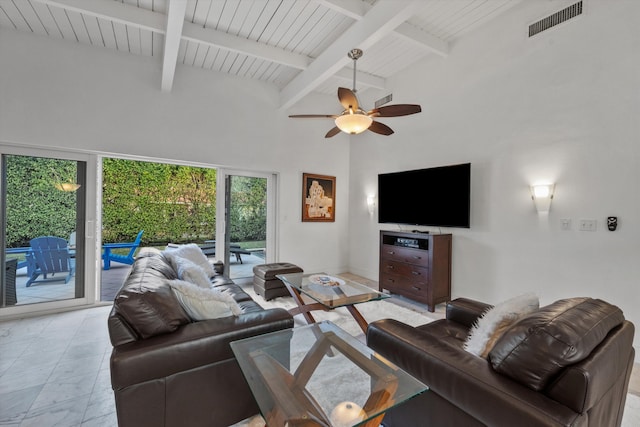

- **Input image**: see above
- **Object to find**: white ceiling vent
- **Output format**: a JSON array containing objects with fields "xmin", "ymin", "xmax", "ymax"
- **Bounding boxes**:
[{"xmin": 529, "ymin": 1, "xmax": 583, "ymax": 37}]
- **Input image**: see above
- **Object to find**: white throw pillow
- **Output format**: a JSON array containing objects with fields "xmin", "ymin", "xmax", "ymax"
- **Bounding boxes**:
[
  {"xmin": 169, "ymin": 280, "xmax": 242, "ymax": 321},
  {"xmin": 164, "ymin": 244, "xmax": 215, "ymax": 277},
  {"xmin": 174, "ymin": 258, "xmax": 212, "ymax": 289},
  {"xmin": 464, "ymin": 293, "xmax": 539, "ymax": 358}
]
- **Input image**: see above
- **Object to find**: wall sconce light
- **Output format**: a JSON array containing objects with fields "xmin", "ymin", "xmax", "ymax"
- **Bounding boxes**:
[
  {"xmin": 530, "ymin": 184, "xmax": 555, "ymax": 213},
  {"xmin": 366, "ymin": 195, "xmax": 376, "ymax": 215}
]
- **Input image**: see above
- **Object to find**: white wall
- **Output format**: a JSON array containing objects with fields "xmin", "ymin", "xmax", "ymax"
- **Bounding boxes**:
[
  {"xmin": 348, "ymin": 0, "xmax": 640, "ymax": 351},
  {"xmin": 0, "ymin": 29, "xmax": 351, "ymax": 274},
  {"xmin": 2, "ymin": 1, "xmax": 638, "ymax": 352}
]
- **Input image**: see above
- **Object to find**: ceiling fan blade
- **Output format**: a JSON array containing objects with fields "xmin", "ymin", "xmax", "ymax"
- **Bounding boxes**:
[
  {"xmin": 367, "ymin": 104, "xmax": 422, "ymax": 117},
  {"xmin": 338, "ymin": 87, "xmax": 359, "ymax": 111},
  {"xmin": 289, "ymin": 114, "xmax": 337, "ymax": 118},
  {"xmin": 325, "ymin": 127, "xmax": 341, "ymax": 138},
  {"xmin": 368, "ymin": 121, "xmax": 394, "ymax": 136}
]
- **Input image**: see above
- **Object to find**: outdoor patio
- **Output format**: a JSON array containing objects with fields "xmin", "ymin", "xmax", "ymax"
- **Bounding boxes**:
[{"xmin": 7, "ymin": 251, "xmax": 265, "ymax": 306}]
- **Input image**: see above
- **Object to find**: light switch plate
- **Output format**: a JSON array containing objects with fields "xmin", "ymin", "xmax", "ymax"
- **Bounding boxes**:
[{"xmin": 579, "ymin": 219, "xmax": 597, "ymax": 231}]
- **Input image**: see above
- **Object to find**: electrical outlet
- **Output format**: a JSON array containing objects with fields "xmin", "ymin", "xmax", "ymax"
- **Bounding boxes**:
[
  {"xmin": 579, "ymin": 219, "xmax": 597, "ymax": 231},
  {"xmin": 560, "ymin": 218, "xmax": 571, "ymax": 230}
]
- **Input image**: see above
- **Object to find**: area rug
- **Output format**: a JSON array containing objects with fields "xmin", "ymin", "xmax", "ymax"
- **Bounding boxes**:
[
  {"xmin": 239, "ymin": 279, "xmax": 444, "ymax": 342},
  {"xmin": 233, "ymin": 280, "xmax": 640, "ymax": 427},
  {"xmin": 231, "ymin": 280, "xmax": 439, "ymax": 427}
]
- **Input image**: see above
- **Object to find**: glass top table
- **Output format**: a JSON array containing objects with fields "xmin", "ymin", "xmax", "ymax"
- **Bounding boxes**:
[
  {"xmin": 276, "ymin": 273, "xmax": 390, "ymax": 333},
  {"xmin": 231, "ymin": 320, "xmax": 428, "ymax": 427}
]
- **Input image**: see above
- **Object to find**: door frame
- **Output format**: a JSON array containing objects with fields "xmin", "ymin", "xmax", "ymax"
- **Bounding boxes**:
[
  {"xmin": 0, "ymin": 144, "xmax": 100, "ymax": 318},
  {"xmin": 216, "ymin": 168, "xmax": 278, "ymax": 275},
  {"xmin": 0, "ymin": 147, "xmax": 279, "ymax": 318}
]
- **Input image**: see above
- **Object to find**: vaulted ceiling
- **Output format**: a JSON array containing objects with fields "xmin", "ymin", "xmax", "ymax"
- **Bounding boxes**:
[{"xmin": 0, "ymin": 0, "xmax": 522, "ymax": 108}]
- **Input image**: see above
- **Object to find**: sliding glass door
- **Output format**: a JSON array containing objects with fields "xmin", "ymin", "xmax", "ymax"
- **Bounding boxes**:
[
  {"xmin": 218, "ymin": 170, "xmax": 276, "ymax": 279},
  {"xmin": 1, "ymin": 150, "xmax": 88, "ymax": 311},
  {"xmin": 99, "ymin": 157, "xmax": 219, "ymax": 301},
  {"xmin": 0, "ymin": 148, "xmax": 277, "ymax": 314}
]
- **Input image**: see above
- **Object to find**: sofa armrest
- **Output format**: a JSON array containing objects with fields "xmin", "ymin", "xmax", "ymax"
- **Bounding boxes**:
[
  {"xmin": 445, "ymin": 298, "xmax": 492, "ymax": 328},
  {"xmin": 367, "ymin": 319, "xmax": 583, "ymax": 427},
  {"xmin": 111, "ymin": 308, "xmax": 293, "ymax": 389}
]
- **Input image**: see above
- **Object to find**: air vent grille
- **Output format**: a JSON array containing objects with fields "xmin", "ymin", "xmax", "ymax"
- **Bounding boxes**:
[
  {"xmin": 529, "ymin": 1, "xmax": 583, "ymax": 37},
  {"xmin": 375, "ymin": 94, "xmax": 393, "ymax": 109}
]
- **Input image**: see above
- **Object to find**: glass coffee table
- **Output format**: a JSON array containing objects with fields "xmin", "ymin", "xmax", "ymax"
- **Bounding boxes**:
[
  {"xmin": 231, "ymin": 321, "xmax": 428, "ymax": 427},
  {"xmin": 276, "ymin": 273, "xmax": 389, "ymax": 334}
]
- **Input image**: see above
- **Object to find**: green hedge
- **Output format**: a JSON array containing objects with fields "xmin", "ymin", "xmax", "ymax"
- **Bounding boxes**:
[
  {"xmin": 5, "ymin": 156, "xmax": 266, "ymax": 247},
  {"xmin": 5, "ymin": 156, "xmax": 78, "ymax": 247},
  {"xmin": 101, "ymin": 158, "xmax": 218, "ymax": 245},
  {"xmin": 228, "ymin": 175, "xmax": 267, "ymax": 243}
]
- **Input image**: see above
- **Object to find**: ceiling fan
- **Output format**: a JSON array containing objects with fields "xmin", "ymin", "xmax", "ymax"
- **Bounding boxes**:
[{"xmin": 289, "ymin": 48, "xmax": 422, "ymax": 138}]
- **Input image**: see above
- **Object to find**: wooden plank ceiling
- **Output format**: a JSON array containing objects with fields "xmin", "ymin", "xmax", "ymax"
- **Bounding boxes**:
[{"xmin": 0, "ymin": 0, "xmax": 522, "ymax": 108}]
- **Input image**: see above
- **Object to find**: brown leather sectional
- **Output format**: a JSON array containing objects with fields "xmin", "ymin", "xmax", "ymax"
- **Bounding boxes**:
[
  {"xmin": 107, "ymin": 249, "xmax": 293, "ymax": 427},
  {"xmin": 367, "ymin": 297, "xmax": 635, "ymax": 427}
]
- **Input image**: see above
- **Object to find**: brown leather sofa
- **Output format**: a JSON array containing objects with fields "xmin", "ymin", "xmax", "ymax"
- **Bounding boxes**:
[
  {"xmin": 108, "ymin": 249, "xmax": 294, "ymax": 427},
  {"xmin": 367, "ymin": 297, "xmax": 635, "ymax": 427}
]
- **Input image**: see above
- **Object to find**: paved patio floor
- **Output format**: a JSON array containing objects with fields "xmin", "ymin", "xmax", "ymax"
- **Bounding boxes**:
[{"xmin": 8, "ymin": 253, "xmax": 265, "ymax": 307}]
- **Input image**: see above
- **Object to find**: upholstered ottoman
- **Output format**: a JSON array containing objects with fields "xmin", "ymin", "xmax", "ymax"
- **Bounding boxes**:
[{"xmin": 253, "ymin": 263, "xmax": 303, "ymax": 301}]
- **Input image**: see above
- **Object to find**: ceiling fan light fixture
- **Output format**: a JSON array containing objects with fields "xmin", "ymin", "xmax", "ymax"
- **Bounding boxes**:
[
  {"xmin": 289, "ymin": 49, "xmax": 421, "ymax": 138},
  {"xmin": 335, "ymin": 112, "xmax": 372, "ymax": 134}
]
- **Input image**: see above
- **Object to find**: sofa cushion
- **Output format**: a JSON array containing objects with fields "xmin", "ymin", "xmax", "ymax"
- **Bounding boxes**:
[
  {"xmin": 464, "ymin": 293, "xmax": 539, "ymax": 358},
  {"xmin": 134, "ymin": 250, "xmax": 179, "ymax": 280},
  {"xmin": 169, "ymin": 279, "xmax": 242, "ymax": 320},
  {"xmin": 113, "ymin": 256, "xmax": 189, "ymax": 339},
  {"xmin": 488, "ymin": 297, "xmax": 625, "ymax": 391}
]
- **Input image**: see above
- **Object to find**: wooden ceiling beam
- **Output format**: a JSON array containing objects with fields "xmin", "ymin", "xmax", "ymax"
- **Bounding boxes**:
[
  {"xmin": 37, "ymin": 0, "xmax": 388, "ymax": 92},
  {"xmin": 333, "ymin": 69, "xmax": 385, "ymax": 90},
  {"xmin": 35, "ymin": 0, "xmax": 410, "ymax": 96},
  {"xmin": 39, "ymin": 0, "xmax": 311, "ymax": 70},
  {"xmin": 279, "ymin": 0, "xmax": 424, "ymax": 110},
  {"xmin": 315, "ymin": 0, "xmax": 449, "ymax": 57},
  {"xmin": 36, "ymin": 0, "xmax": 164, "ymax": 31},
  {"xmin": 160, "ymin": 0, "xmax": 187, "ymax": 92},
  {"xmin": 181, "ymin": 24, "xmax": 310, "ymax": 70}
]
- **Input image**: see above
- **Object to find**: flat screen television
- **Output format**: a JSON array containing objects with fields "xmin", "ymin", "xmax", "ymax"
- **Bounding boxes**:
[{"xmin": 378, "ymin": 163, "xmax": 471, "ymax": 228}]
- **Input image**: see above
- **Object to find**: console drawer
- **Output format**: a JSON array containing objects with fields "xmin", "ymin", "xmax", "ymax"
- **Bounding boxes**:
[
  {"xmin": 380, "ymin": 272, "xmax": 429, "ymax": 301},
  {"xmin": 380, "ymin": 260, "xmax": 429, "ymax": 280},
  {"xmin": 381, "ymin": 244, "xmax": 429, "ymax": 267}
]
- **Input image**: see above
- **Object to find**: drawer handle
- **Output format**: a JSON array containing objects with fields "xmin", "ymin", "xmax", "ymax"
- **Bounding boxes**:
[
  {"xmin": 387, "ymin": 278, "xmax": 395, "ymax": 283},
  {"xmin": 387, "ymin": 251, "xmax": 395, "ymax": 255},
  {"xmin": 411, "ymin": 286, "xmax": 421, "ymax": 291},
  {"xmin": 387, "ymin": 265, "xmax": 395, "ymax": 269},
  {"xmin": 411, "ymin": 271, "xmax": 421, "ymax": 276},
  {"xmin": 412, "ymin": 255, "xmax": 422, "ymax": 260}
]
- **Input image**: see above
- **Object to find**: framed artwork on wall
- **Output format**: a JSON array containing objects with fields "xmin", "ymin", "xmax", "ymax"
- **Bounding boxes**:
[{"xmin": 302, "ymin": 173, "xmax": 336, "ymax": 222}]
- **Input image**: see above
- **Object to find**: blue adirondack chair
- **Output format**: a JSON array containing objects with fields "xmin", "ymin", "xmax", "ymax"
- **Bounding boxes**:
[
  {"xmin": 102, "ymin": 230, "xmax": 144, "ymax": 270},
  {"xmin": 26, "ymin": 236, "xmax": 75, "ymax": 287}
]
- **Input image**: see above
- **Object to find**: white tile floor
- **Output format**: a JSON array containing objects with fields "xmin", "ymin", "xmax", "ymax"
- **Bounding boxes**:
[
  {"xmin": 1, "ymin": 287, "xmax": 638, "ymax": 427},
  {"xmin": 0, "ymin": 274, "xmax": 260, "ymax": 427},
  {"xmin": 0, "ymin": 305, "xmax": 116, "ymax": 426}
]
